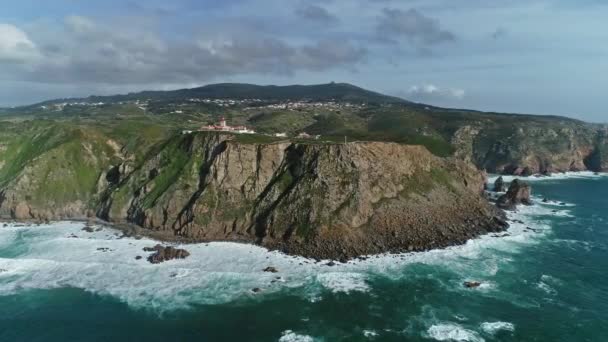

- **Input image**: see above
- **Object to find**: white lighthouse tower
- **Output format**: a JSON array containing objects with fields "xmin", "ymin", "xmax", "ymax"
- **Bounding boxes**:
[{"xmin": 219, "ymin": 116, "xmax": 227, "ymax": 128}]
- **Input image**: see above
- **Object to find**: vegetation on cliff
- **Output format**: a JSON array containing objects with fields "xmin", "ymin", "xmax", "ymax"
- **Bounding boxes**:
[{"xmin": 0, "ymin": 123, "xmax": 505, "ymax": 259}]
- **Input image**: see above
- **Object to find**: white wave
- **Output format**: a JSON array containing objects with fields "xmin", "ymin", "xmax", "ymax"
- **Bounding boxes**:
[
  {"xmin": 536, "ymin": 281, "xmax": 557, "ymax": 296},
  {"xmin": 316, "ymin": 272, "xmax": 369, "ymax": 294},
  {"xmin": 553, "ymin": 239, "xmax": 594, "ymax": 251},
  {"xmin": 540, "ymin": 274, "xmax": 563, "ymax": 286},
  {"xmin": 488, "ymin": 171, "xmax": 607, "ymax": 184},
  {"xmin": 479, "ymin": 321, "xmax": 515, "ymax": 335},
  {"xmin": 278, "ymin": 330, "xmax": 315, "ymax": 342},
  {"xmin": 427, "ymin": 323, "xmax": 484, "ymax": 342},
  {"xmin": 363, "ymin": 330, "xmax": 378, "ymax": 338}
]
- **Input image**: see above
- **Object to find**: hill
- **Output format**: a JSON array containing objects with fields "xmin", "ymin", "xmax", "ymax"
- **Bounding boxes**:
[{"xmin": 31, "ymin": 82, "xmax": 408, "ymax": 107}]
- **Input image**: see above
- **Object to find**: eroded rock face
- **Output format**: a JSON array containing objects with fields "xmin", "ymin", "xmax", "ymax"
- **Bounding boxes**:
[
  {"xmin": 453, "ymin": 124, "xmax": 608, "ymax": 175},
  {"xmin": 98, "ymin": 134, "xmax": 507, "ymax": 259},
  {"xmin": 144, "ymin": 244, "xmax": 190, "ymax": 264},
  {"xmin": 497, "ymin": 179, "xmax": 532, "ymax": 210},
  {"xmin": 0, "ymin": 132, "xmax": 507, "ymax": 260}
]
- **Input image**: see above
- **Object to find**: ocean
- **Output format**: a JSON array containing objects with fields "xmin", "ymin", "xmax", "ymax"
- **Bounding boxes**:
[{"xmin": 0, "ymin": 172, "xmax": 607, "ymax": 341}]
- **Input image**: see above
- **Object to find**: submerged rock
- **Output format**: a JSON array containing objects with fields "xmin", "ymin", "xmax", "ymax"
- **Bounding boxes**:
[
  {"xmin": 497, "ymin": 179, "xmax": 532, "ymax": 210},
  {"xmin": 463, "ymin": 281, "xmax": 482, "ymax": 288},
  {"xmin": 263, "ymin": 267, "xmax": 279, "ymax": 273},
  {"xmin": 144, "ymin": 244, "xmax": 190, "ymax": 264}
]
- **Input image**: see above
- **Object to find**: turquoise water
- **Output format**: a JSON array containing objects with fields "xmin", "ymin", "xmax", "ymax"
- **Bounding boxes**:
[{"xmin": 1, "ymin": 174, "xmax": 607, "ymax": 341}]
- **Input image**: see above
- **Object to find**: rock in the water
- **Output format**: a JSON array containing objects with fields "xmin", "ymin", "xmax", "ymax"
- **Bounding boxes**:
[
  {"xmin": 82, "ymin": 224, "xmax": 95, "ymax": 233},
  {"xmin": 497, "ymin": 179, "xmax": 532, "ymax": 210},
  {"xmin": 135, "ymin": 256, "xmax": 142, "ymax": 260},
  {"xmin": 464, "ymin": 281, "xmax": 482, "ymax": 288},
  {"xmin": 493, "ymin": 176, "xmax": 505, "ymax": 192},
  {"xmin": 252, "ymin": 288, "xmax": 263, "ymax": 293},
  {"xmin": 263, "ymin": 267, "xmax": 279, "ymax": 273},
  {"xmin": 542, "ymin": 198, "xmax": 549, "ymax": 203},
  {"xmin": 145, "ymin": 244, "xmax": 190, "ymax": 264}
]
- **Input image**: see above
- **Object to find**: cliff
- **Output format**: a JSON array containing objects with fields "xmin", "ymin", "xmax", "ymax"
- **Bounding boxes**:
[
  {"xmin": 0, "ymin": 127, "xmax": 506, "ymax": 260},
  {"xmin": 451, "ymin": 121, "xmax": 608, "ymax": 175}
]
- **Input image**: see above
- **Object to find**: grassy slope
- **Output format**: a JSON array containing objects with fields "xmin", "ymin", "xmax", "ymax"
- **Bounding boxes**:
[{"xmin": 0, "ymin": 118, "xmax": 177, "ymax": 209}]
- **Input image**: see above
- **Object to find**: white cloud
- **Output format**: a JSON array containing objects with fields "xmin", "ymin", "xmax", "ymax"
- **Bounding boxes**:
[
  {"xmin": 376, "ymin": 8, "xmax": 456, "ymax": 45},
  {"xmin": 0, "ymin": 24, "xmax": 39, "ymax": 63},
  {"xmin": 407, "ymin": 84, "xmax": 466, "ymax": 100},
  {"xmin": 65, "ymin": 15, "xmax": 96, "ymax": 35},
  {"xmin": 0, "ymin": 16, "xmax": 366, "ymax": 87}
]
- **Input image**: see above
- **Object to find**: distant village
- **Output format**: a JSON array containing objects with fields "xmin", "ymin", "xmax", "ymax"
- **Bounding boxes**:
[
  {"xmin": 189, "ymin": 99, "xmax": 366, "ymax": 112},
  {"xmin": 41, "ymin": 98, "xmax": 366, "ymax": 113}
]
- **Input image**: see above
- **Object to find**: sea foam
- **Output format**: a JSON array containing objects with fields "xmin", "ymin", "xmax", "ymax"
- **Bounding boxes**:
[
  {"xmin": 427, "ymin": 323, "xmax": 484, "ymax": 342},
  {"xmin": 479, "ymin": 321, "xmax": 515, "ymax": 335},
  {"xmin": 488, "ymin": 171, "xmax": 607, "ymax": 185},
  {"xmin": 0, "ymin": 190, "xmax": 554, "ymax": 312},
  {"xmin": 278, "ymin": 330, "xmax": 315, "ymax": 342}
]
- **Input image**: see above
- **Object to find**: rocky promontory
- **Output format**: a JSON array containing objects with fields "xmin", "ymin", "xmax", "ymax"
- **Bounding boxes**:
[
  {"xmin": 496, "ymin": 179, "xmax": 532, "ymax": 210},
  {"xmin": 0, "ymin": 132, "xmax": 507, "ymax": 260}
]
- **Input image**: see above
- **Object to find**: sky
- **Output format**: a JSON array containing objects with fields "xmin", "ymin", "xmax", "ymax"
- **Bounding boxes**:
[{"xmin": 0, "ymin": 0, "xmax": 606, "ymax": 122}]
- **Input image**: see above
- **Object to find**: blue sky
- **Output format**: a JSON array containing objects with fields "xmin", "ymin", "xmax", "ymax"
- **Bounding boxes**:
[{"xmin": 0, "ymin": 0, "xmax": 606, "ymax": 122}]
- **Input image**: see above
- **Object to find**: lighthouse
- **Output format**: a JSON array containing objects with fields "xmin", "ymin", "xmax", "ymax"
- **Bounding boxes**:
[{"xmin": 219, "ymin": 117, "xmax": 227, "ymax": 128}]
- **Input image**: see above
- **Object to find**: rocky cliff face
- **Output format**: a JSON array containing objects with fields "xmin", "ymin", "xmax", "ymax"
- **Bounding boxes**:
[
  {"xmin": 452, "ymin": 122, "xmax": 608, "ymax": 175},
  {"xmin": 0, "ymin": 131, "xmax": 506, "ymax": 259}
]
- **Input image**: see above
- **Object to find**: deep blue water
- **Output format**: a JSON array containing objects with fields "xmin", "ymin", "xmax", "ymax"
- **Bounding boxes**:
[{"xmin": 0, "ymin": 175, "xmax": 607, "ymax": 341}]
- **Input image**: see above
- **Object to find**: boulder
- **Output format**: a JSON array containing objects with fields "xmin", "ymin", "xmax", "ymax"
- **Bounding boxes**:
[
  {"xmin": 263, "ymin": 267, "xmax": 279, "ymax": 273},
  {"xmin": 496, "ymin": 179, "xmax": 532, "ymax": 210},
  {"xmin": 82, "ymin": 226, "xmax": 95, "ymax": 233},
  {"xmin": 493, "ymin": 176, "xmax": 505, "ymax": 192},
  {"xmin": 144, "ymin": 244, "xmax": 190, "ymax": 264}
]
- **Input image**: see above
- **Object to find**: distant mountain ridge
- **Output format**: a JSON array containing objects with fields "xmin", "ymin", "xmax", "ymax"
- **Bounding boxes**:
[{"xmin": 32, "ymin": 82, "xmax": 409, "ymax": 106}]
